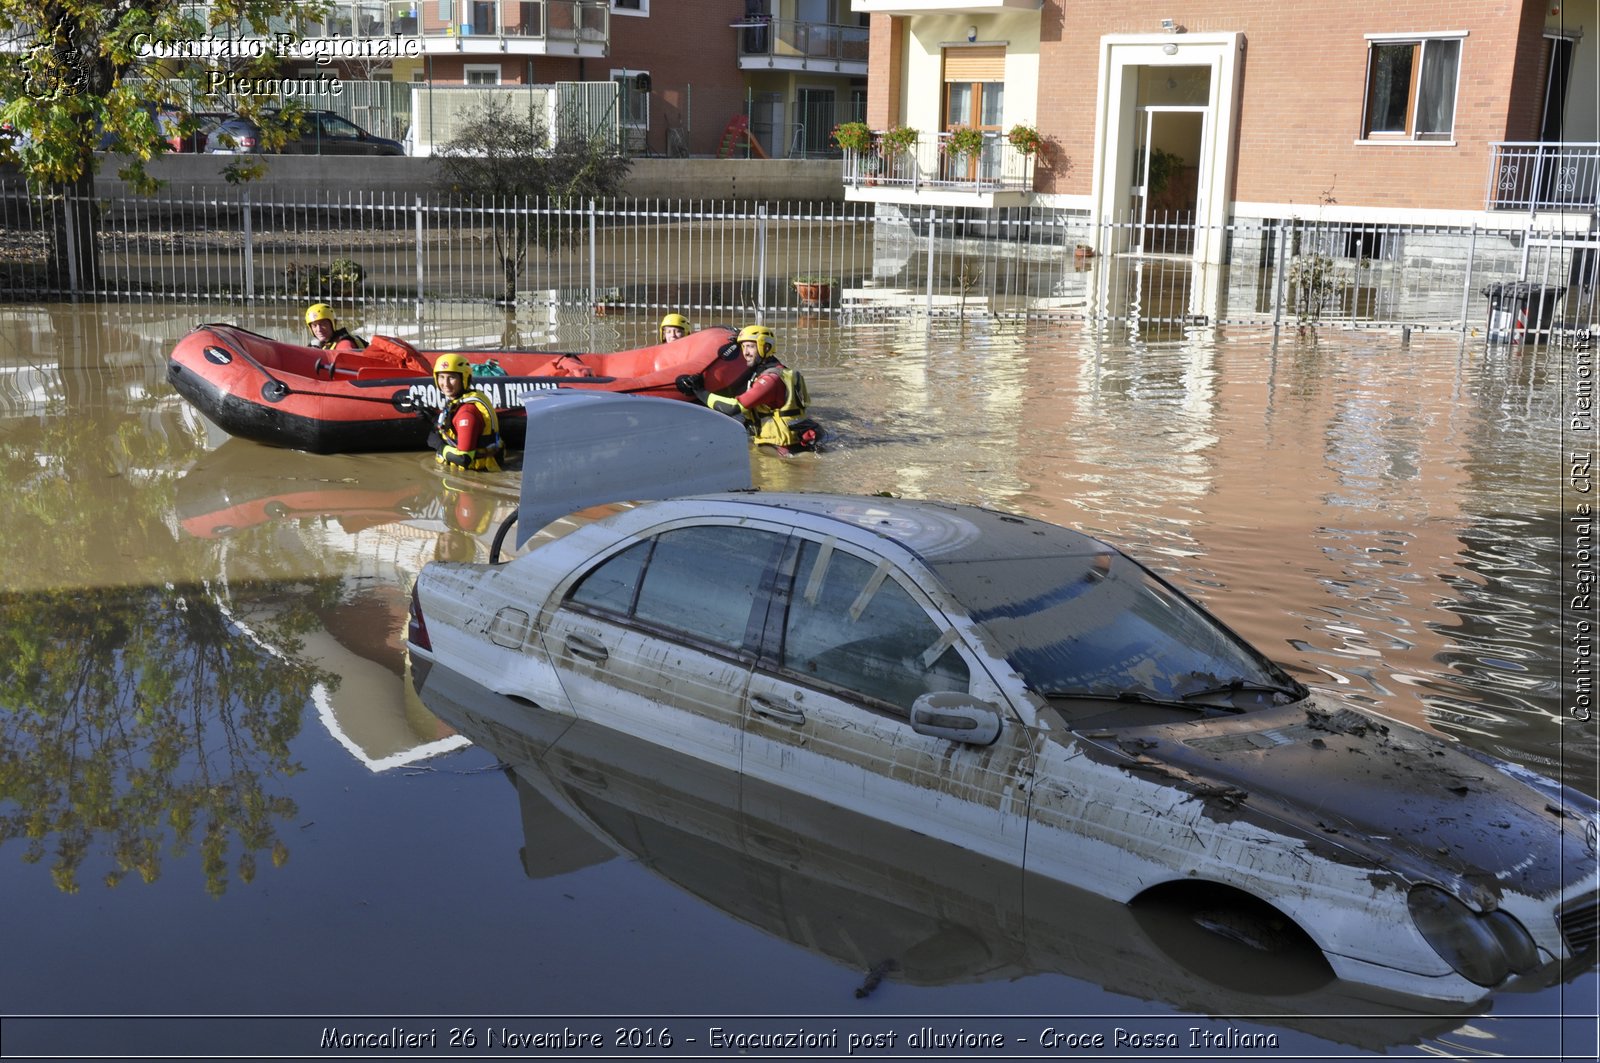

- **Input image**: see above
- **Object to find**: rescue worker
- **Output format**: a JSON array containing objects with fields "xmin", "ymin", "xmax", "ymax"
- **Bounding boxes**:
[
  {"xmin": 304, "ymin": 303, "xmax": 367, "ymax": 351},
  {"xmin": 429, "ymin": 353, "xmax": 504, "ymax": 472},
  {"xmin": 659, "ymin": 312, "xmax": 690, "ymax": 343},
  {"xmin": 676, "ymin": 324, "xmax": 819, "ymax": 451}
]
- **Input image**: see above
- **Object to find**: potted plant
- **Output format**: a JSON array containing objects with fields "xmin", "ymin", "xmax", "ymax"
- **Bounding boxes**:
[
  {"xmin": 879, "ymin": 125, "xmax": 918, "ymax": 158},
  {"xmin": 831, "ymin": 121, "xmax": 872, "ymax": 154},
  {"xmin": 1145, "ymin": 147, "xmax": 1182, "ymax": 196},
  {"xmin": 1007, "ymin": 123, "xmax": 1043, "ymax": 156},
  {"xmin": 944, "ymin": 125, "xmax": 986, "ymax": 161},
  {"xmin": 792, "ymin": 273, "xmax": 837, "ymax": 306},
  {"xmin": 1073, "ymin": 243, "xmax": 1095, "ymax": 265}
]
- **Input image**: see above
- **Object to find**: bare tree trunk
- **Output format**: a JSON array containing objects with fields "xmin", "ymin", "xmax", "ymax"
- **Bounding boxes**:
[{"xmin": 493, "ymin": 217, "xmax": 530, "ymax": 306}]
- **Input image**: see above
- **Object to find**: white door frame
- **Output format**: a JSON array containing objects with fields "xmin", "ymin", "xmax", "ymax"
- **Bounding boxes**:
[{"xmin": 1090, "ymin": 32, "xmax": 1244, "ymax": 264}]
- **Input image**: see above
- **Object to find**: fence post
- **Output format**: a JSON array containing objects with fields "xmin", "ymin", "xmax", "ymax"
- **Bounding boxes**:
[
  {"xmin": 1459, "ymin": 224, "xmax": 1477, "ymax": 335},
  {"xmin": 925, "ymin": 207, "xmax": 936, "ymax": 316},
  {"xmin": 1271, "ymin": 220, "xmax": 1288, "ymax": 332},
  {"xmin": 588, "ymin": 198, "xmax": 597, "ymax": 307},
  {"xmin": 756, "ymin": 203, "xmax": 768, "ymax": 318},
  {"xmin": 242, "ymin": 187, "xmax": 254, "ymax": 301},
  {"xmin": 1531, "ymin": 143, "xmax": 1546, "ymax": 218},
  {"xmin": 415, "ymin": 194, "xmax": 425, "ymax": 304},
  {"xmin": 63, "ymin": 191, "xmax": 80, "ymax": 297},
  {"xmin": 1096, "ymin": 212, "xmax": 1109, "ymax": 323}
]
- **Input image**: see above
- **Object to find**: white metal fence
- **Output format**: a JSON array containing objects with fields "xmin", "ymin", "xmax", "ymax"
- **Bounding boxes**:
[
  {"xmin": 405, "ymin": 82, "xmax": 621, "ymax": 156},
  {"xmin": 2, "ymin": 184, "xmax": 1595, "ymax": 338}
]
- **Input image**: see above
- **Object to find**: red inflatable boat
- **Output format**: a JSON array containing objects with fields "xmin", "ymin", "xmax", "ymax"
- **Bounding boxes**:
[{"xmin": 167, "ymin": 323, "xmax": 745, "ymax": 454}]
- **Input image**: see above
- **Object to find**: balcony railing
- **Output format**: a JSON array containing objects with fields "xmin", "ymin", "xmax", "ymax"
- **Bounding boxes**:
[
  {"xmin": 843, "ymin": 130, "xmax": 1035, "ymax": 194},
  {"xmin": 1486, "ymin": 142, "xmax": 1600, "ymax": 212},
  {"xmin": 177, "ymin": 0, "xmax": 608, "ymax": 47},
  {"xmin": 734, "ymin": 17, "xmax": 869, "ymax": 66}
]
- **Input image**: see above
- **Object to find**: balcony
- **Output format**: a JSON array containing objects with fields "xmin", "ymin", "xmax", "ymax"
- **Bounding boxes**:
[
  {"xmin": 175, "ymin": 1, "xmax": 609, "ymax": 60},
  {"xmin": 850, "ymin": 0, "xmax": 1042, "ymax": 13},
  {"xmin": 842, "ymin": 129, "xmax": 1036, "ymax": 207},
  {"xmin": 1486, "ymin": 142, "xmax": 1600, "ymax": 212},
  {"xmin": 734, "ymin": 17, "xmax": 868, "ymax": 75}
]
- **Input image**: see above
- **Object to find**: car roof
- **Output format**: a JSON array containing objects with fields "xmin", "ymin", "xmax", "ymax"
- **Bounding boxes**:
[
  {"xmin": 662, "ymin": 492, "xmax": 1118, "ymax": 614},
  {"xmin": 726, "ymin": 492, "xmax": 1108, "ymax": 562}
]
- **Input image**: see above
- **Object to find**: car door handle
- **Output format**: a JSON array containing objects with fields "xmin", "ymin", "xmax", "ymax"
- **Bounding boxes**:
[
  {"xmin": 750, "ymin": 694, "xmax": 805, "ymax": 726},
  {"xmin": 563, "ymin": 633, "xmax": 609, "ymax": 664}
]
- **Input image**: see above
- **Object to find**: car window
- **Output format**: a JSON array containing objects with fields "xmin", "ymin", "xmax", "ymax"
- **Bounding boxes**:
[
  {"xmin": 781, "ymin": 540, "xmax": 969, "ymax": 709},
  {"xmin": 568, "ymin": 539, "xmax": 650, "ymax": 614},
  {"xmin": 568, "ymin": 525, "xmax": 784, "ymax": 651},
  {"xmin": 965, "ymin": 554, "xmax": 1293, "ymax": 701},
  {"xmin": 321, "ymin": 115, "xmax": 362, "ymax": 138}
]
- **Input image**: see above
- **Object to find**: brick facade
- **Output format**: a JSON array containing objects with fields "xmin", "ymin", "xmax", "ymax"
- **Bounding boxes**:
[{"xmin": 869, "ymin": 0, "xmax": 1575, "ymax": 216}]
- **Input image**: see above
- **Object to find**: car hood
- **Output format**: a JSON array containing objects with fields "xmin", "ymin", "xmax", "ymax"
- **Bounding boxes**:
[{"xmin": 1077, "ymin": 696, "xmax": 1598, "ymax": 901}]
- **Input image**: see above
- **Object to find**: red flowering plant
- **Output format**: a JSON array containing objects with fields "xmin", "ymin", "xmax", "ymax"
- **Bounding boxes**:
[{"xmin": 1007, "ymin": 123, "xmax": 1043, "ymax": 155}]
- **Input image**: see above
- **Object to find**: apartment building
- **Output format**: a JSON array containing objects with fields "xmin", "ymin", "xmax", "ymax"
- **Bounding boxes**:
[
  {"xmin": 851, "ymin": 0, "xmax": 1598, "ymax": 260},
  {"xmin": 223, "ymin": 1, "xmax": 866, "ymax": 158}
]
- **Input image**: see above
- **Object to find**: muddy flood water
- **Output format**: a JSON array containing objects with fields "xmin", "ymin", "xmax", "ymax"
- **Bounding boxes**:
[{"xmin": 0, "ymin": 301, "xmax": 1595, "ymax": 1061}]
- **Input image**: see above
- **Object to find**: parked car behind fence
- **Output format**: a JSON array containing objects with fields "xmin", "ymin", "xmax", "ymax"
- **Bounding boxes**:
[{"xmin": 207, "ymin": 109, "xmax": 405, "ymax": 156}]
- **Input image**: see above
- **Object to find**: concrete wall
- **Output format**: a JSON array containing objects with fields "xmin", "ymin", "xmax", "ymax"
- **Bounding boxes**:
[{"xmin": 94, "ymin": 154, "xmax": 846, "ymax": 202}]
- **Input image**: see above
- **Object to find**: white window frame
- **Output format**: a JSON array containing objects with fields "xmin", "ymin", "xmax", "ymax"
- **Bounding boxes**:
[
  {"xmin": 464, "ymin": 64, "xmax": 501, "ymax": 85},
  {"xmin": 1357, "ymin": 30, "xmax": 1466, "ymax": 145},
  {"xmin": 612, "ymin": 0, "xmax": 648, "ymax": 16}
]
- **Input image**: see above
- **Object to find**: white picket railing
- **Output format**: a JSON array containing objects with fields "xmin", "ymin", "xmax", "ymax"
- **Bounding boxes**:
[{"xmin": 2, "ymin": 185, "xmax": 1595, "ymax": 337}]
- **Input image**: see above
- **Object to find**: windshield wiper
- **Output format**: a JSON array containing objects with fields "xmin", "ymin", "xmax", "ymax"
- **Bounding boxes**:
[
  {"xmin": 1043, "ymin": 689, "xmax": 1247, "ymax": 722},
  {"xmin": 1179, "ymin": 678, "xmax": 1299, "ymax": 702},
  {"xmin": 1043, "ymin": 690, "xmax": 1185, "ymax": 706}
]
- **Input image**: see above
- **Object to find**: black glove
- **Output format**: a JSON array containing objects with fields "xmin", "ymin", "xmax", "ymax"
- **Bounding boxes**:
[
  {"xmin": 675, "ymin": 373, "xmax": 704, "ymax": 396},
  {"xmin": 446, "ymin": 449, "xmax": 472, "ymax": 468}
]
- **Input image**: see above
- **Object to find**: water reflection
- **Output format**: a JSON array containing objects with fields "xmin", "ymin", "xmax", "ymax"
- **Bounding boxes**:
[
  {"xmin": 0, "ymin": 579, "xmax": 324, "ymax": 896},
  {"xmin": 174, "ymin": 441, "xmax": 518, "ymax": 770},
  {"xmin": 415, "ymin": 664, "xmax": 1510, "ymax": 1053}
]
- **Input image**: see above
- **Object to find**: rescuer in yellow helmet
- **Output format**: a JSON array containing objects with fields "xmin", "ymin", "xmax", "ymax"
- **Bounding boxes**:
[
  {"xmin": 430, "ymin": 352, "xmax": 504, "ymax": 472},
  {"xmin": 303, "ymin": 303, "xmax": 367, "ymax": 351},
  {"xmin": 676, "ymin": 324, "xmax": 821, "ymax": 452},
  {"xmin": 659, "ymin": 312, "xmax": 690, "ymax": 342}
]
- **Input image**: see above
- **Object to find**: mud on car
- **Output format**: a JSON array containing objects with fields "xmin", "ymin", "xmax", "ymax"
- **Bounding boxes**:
[{"xmin": 406, "ymin": 392, "xmax": 1600, "ymax": 1005}]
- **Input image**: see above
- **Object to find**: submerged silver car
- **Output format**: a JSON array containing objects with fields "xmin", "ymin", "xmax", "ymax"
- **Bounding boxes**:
[
  {"xmin": 406, "ymin": 392, "xmax": 1599, "ymax": 1004},
  {"xmin": 414, "ymin": 662, "xmax": 1538, "ymax": 1045}
]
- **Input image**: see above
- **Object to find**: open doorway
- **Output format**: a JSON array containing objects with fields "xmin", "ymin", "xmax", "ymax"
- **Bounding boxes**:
[{"xmin": 1129, "ymin": 106, "xmax": 1206, "ymax": 254}]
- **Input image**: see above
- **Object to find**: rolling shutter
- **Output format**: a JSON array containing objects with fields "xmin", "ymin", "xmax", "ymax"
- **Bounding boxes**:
[{"xmin": 944, "ymin": 46, "xmax": 1005, "ymax": 82}]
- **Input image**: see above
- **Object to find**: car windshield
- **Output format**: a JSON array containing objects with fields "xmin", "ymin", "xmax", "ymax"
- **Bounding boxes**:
[{"xmin": 945, "ymin": 551, "xmax": 1298, "ymax": 704}]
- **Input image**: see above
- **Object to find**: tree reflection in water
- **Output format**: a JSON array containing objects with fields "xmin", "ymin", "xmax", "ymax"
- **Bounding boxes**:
[{"xmin": 0, "ymin": 578, "xmax": 337, "ymax": 897}]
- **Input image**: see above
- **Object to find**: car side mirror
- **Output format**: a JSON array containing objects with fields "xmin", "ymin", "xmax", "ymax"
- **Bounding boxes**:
[{"xmin": 910, "ymin": 691, "xmax": 1002, "ymax": 746}]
